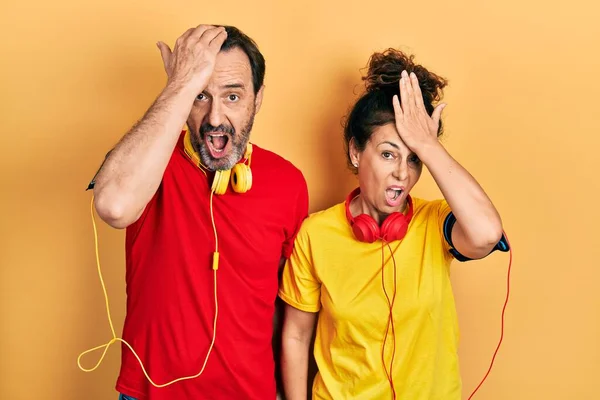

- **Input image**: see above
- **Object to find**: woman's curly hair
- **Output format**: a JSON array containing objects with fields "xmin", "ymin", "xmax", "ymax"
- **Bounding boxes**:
[{"xmin": 344, "ymin": 48, "xmax": 448, "ymax": 171}]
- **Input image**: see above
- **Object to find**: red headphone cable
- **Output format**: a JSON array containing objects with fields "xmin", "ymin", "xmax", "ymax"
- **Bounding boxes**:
[
  {"xmin": 381, "ymin": 240, "xmax": 398, "ymax": 400},
  {"xmin": 467, "ymin": 230, "xmax": 513, "ymax": 399}
]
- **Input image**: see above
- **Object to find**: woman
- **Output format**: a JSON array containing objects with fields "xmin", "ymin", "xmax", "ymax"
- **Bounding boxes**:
[{"xmin": 278, "ymin": 48, "xmax": 508, "ymax": 399}]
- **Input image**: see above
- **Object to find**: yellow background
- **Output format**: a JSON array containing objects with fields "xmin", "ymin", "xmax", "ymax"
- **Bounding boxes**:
[{"xmin": 1, "ymin": 0, "xmax": 598, "ymax": 399}]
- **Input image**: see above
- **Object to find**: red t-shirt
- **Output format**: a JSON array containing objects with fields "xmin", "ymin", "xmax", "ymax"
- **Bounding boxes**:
[{"xmin": 115, "ymin": 133, "xmax": 309, "ymax": 399}]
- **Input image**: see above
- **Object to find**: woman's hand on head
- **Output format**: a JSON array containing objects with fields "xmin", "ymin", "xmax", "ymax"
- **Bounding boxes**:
[{"xmin": 392, "ymin": 70, "xmax": 446, "ymax": 157}]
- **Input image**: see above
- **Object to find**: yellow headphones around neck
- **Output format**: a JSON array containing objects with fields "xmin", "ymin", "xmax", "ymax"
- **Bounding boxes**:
[{"xmin": 183, "ymin": 130, "xmax": 253, "ymax": 195}]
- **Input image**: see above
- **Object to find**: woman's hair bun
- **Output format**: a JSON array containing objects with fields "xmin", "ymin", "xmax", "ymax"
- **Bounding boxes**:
[{"xmin": 363, "ymin": 48, "xmax": 448, "ymax": 106}]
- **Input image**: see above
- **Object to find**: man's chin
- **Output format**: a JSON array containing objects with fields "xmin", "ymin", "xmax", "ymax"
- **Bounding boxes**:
[
  {"xmin": 206, "ymin": 160, "xmax": 236, "ymax": 171},
  {"xmin": 197, "ymin": 141, "xmax": 247, "ymax": 171},
  {"xmin": 200, "ymin": 151, "xmax": 238, "ymax": 171},
  {"xmin": 199, "ymin": 156, "xmax": 228, "ymax": 170}
]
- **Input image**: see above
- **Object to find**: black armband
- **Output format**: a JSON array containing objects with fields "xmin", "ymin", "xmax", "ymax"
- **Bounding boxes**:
[{"xmin": 443, "ymin": 212, "xmax": 509, "ymax": 262}]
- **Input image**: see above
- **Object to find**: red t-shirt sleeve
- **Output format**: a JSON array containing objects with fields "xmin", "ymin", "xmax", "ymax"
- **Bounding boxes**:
[{"xmin": 281, "ymin": 172, "xmax": 309, "ymax": 259}]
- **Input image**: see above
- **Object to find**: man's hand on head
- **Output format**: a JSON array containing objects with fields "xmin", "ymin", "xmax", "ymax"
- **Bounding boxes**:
[{"xmin": 156, "ymin": 25, "xmax": 228, "ymax": 96}]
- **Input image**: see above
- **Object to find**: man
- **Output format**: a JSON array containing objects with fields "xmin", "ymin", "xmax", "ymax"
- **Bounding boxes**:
[{"xmin": 89, "ymin": 24, "xmax": 309, "ymax": 400}]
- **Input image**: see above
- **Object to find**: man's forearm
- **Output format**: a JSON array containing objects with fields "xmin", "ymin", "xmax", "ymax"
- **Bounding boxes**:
[{"xmin": 93, "ymin": 82, "xmax": 196, "ymax": 228}]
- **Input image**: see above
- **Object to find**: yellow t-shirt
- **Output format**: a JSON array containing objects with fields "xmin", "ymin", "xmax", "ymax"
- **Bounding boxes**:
[{"xmin": 278, "ymin": 197, "xmax": 461, "ymax": 400}]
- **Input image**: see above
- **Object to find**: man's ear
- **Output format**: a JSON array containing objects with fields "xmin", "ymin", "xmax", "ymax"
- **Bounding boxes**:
[{"xmin": 254, "ymin": 85, "xmax": 265, "ymax": 113}]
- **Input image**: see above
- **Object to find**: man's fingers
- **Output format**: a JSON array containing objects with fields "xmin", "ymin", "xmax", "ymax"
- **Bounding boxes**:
[
  {"xmin": 208, "ymin": 28, "xmax": 228, "ymax": 49},
  {"xmin": 199, "ymin": 26, "xmax": 227, "ymax": 45},
  {"xmin": 189, "ymin": 24, "xmax": 217, "ymax": 41},
  {"xmin": 175, "ymin": 27, "xmax": 195, "ymax": 47},
  {"xmin": 157, "ymin": 41, "xmax": 173, "ymax": 75}
]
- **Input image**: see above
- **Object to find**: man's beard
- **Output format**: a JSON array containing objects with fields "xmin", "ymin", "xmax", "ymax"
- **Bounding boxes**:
[{"xmin": 191, "ymin": 112, "xmax": 256, "ymax": 171}]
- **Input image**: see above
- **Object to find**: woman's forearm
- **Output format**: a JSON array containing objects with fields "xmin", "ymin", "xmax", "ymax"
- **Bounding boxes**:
[
  {"xmin": 419, "ymin": 141, "xmax": 503, "ymax": 258},
  {"xmin": 281, "ymin": 335, "xmax": 311, "ymax": 400}
]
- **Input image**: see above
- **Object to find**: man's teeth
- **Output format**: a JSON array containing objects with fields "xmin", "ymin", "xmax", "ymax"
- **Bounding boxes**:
[
  {"xmin": 207, "ymin": 134, "xmax": 227, "ymax": 152},
  {"xmin": 208, "ymin": 134, "xmax": 225, "ymax": 142}
]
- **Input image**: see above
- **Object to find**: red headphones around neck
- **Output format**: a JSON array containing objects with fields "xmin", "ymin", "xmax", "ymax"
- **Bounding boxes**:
[{"xmin": 345, "ymin": 187, "xmax": 414, "ymax": 243}]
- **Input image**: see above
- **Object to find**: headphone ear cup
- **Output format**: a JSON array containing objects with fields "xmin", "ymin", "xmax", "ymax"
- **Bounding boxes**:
[
  {"xmin": 381, "ymin": 212, "xmax": 410, "ymax": 242},
  {"xmin": 231, "ymin": 163, "xmax": 252, "ymax": 193},
  {"xmin": 352, "ymin": 214, "xmax": 381, "ymax": 243},
  {"xmin": 212, "ymin": 169, "xmax": 231, "ymax": 195}
]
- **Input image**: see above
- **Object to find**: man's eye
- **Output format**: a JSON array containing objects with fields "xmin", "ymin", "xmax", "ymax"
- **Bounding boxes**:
[
  {"xmin": 196, "ymin": 93, "xmax": 206, "ymax": 101},
  {"xmin": 228, "ymin": 94, "xmax": 239, "ymax": 101}
]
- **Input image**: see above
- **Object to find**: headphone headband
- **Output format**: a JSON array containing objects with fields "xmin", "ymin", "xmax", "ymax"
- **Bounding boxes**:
[
  {"xmin": 344, "ymin": 187, "xmax": 361, "ymax": 226},
  {"xmin": 182, "ymin": 130, "xmax": 253, "ymax": 195},
  {"xmin": 345, "ymin": 187, "xmax": 414, "ymax": 242}
]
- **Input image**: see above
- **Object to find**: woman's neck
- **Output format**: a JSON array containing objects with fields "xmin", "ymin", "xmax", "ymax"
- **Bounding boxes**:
[{"xmin": 350, "ymin": 193, "xmax": 407, "ymax": 226}]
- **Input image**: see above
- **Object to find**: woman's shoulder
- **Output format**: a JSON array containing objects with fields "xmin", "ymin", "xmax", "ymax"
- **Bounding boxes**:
[
  {"xmin": 297, "ymin": 200, "xmax": 348, "ymax": 236},
  {"xmin": 411, "ymin": 196, "xmax": 450, "ymax": 219}
]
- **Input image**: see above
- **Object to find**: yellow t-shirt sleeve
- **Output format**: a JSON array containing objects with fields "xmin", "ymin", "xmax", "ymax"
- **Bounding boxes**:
[{"xmin": 278, "ymin": 225, "xmax": 321, "ymax": 313}]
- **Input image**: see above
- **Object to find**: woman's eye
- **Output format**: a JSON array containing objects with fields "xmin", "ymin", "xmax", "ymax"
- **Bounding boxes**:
[
  {"xmin": 382, "ymin": 152, "xmax": 393, "ymax": 159},
  {"xmin": 409, "ymin": 155, "xmax": 421, "ymax": 164},
  {"xmin": 196, "ymin": 93, "xmax": 206, "ymax": 101}
]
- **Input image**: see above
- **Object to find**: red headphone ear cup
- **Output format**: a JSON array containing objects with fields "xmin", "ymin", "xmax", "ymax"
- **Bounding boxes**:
[
  {"xmin": 381, "ymin": 212, "xmax": 409, "ymax": 242},
  {"xmin": 352, "ymin": 214, "xmax": 381, "ymax": 243}
]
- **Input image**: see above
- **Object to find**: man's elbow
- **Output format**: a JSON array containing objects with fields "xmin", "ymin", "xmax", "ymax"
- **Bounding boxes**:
[{"xmin": 93, "ymin": 190, "xmax": 140, "ymax": 229}]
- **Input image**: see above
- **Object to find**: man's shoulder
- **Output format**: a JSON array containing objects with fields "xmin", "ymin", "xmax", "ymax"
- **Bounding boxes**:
[{"xmin": 252, "ymin": 144, "xmax": 306, "ymax": 183}]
